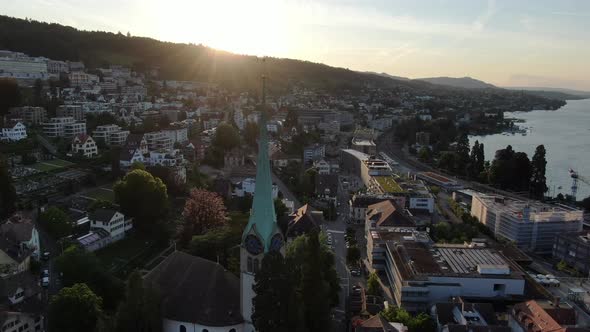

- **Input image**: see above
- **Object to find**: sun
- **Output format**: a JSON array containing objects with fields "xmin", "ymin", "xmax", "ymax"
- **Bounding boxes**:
[{"xmin": 152, "ymin": 0, "xmax": 290, "ymax": 57}]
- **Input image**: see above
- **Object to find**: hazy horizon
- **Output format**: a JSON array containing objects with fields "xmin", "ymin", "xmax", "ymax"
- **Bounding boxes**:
[{"xmin": 4, "ymin": 0, "xmax": 590, "ymax": 91}]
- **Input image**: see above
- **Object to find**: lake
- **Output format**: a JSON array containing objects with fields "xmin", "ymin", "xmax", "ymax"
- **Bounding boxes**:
[{"xmin": 470, "ymin": 98, "xmax": 590, "ymax": 200}]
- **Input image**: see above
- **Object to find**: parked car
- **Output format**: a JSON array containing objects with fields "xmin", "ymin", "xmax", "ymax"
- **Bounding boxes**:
[
  {"xmin": 41, "ymin": 269, "xmax": 49, "ymax": 278},
  {"xmin": 42, "ymin": 276, "xmax": 49, "ymax": 288},
  {"xmin": 42, "ymin": 252, "xmax": 50, "ymax": 261}
]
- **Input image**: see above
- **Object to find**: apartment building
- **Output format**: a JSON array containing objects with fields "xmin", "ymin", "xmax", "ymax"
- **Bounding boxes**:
[
  {"xmin": 8, "ymin": 106, "xmax": 47, "ymax": 125},
  {"xmin": 57, "ymin": 104, "xmax": 84, "ymax": 121},
  {"xmin": 303, "ymin": 143, "xmax": 325, "ymax": 165},
  {"xmin": 41, "ymin": 117, "xmax": 86, "ymax": 138},
  {"xmin": 553, "ymin": 232, "xmax": 590, "ymax": 276},
  {"xmin": 93, "ymin": 124, "xmax": 129, "ymax": 146},
  {"xmin": 471, "ymin": 194, "xmax": 583, "ymax": 253},
  {"xmin": 145, "ymin": 131, "xmax": 173, "ymax": 151},
  {"xmin": 0, "ymin": 51, "xmax": 49, "ymax": 83}
]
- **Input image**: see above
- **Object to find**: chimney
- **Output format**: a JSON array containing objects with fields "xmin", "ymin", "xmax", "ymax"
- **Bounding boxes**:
[{"xmin": 554, "ymin": 296, "xmax": 560, "ymax": 308}]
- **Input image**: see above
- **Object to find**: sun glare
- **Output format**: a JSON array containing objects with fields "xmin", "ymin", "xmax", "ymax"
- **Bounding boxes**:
[{"xmin": 151, "ymin": 0, "xmax": 290, "ymax": 57}]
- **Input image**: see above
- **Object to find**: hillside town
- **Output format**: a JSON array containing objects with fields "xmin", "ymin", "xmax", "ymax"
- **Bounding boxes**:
[{"xmin": 1, "ymin": 49, "xmax": 589, "ymax": 332}]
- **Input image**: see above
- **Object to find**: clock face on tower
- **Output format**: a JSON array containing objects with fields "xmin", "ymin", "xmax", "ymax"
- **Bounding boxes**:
[
  {"xmin": 270, "ymin": 233, "xmax": 283, "ymax": 252},
  {"xmin": 245, "ymin": 234, "xmax": 263, "ymax": 255}
]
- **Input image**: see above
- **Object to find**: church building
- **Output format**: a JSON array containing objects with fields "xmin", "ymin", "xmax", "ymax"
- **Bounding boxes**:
[{"xmin": 145, "ymin": 104, "xmax": 284, "ymax": 332}]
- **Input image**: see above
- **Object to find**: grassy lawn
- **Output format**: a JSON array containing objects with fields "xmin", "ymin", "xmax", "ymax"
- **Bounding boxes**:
[
  {"xmin": 85, "ymin": 187, "xmax": 115, "ymax": 201},
  {"xmin": 29, "ymin": 159, "xmax": 75, "ymax": 172},
  {"xmin": 374, "ymin": 176, "xmax": 404, "ymax": 193}
]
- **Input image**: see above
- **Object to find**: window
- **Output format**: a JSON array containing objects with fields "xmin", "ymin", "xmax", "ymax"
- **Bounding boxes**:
[
  {"xmin": 179, "ymin": 325, "xmax": 186, "ymax": 332},
  {"xmin": 253, "ymin": 258, "xmax": 259, "ymax": 273}
]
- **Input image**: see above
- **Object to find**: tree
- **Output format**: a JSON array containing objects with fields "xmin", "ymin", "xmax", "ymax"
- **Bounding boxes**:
[
  {"xmin": 56, "ymin": 246, "xmax": 124, "ymax": 310},
  {"xmin": 0, "ymin": 155, "xmax": 17, "ymax": 218},
  {"xmin": 212, "ymin": 123, "xmax": 240, "ymax": 152},
  {"xmin": 114, "ymin": 170, "xmax": 168, "ymax": 231},
  {"xmin": 489, "ymin": 145, "xmax": 515, "ymax": 189},
  {"xmin": 513, "ymin": 152, "xmax": 532, "ymax": 192},
  {"xmin": 347, "ymin": 246, "xmax": 361, "ymax": 265},
  {"xmin": 48, "ymin": 283, "xmax": 103, "ymax": 332},
  {"xmin": 274, "ymin": 198, "xmax": 289, "ymax": 217},
  {"xmin": 252, "ymin": 252, "xmax": 291, "ymax": 332},
  {"xmin": 530, "ymin": 145, "xmax": 548, "ymax": 199},
  {"xmin": 0, "ymin": 78, "xmax": 20, "ymax": 119},
  {"xmin": 381, "ymin": 306, "xmax": 435, "ymax": 332},
  {"xmin": 418, "ymin": 146, "xmax": 432, "ymax": 163},
  {"xmin": 244, "ymin": 121, "xmax": 259, "ymax": 148},
  {"xmin": 454, "ymin": 134, "xmax": 470, "ymax": 175},
  {"xmin": 39, "ymin": 206, "xmax": 73, "ymax": 239},
  {"xmin": 367, "ymin": 271, "xmax": 380, "ymax": 296},
  {"xmin": 284, "ymin": 108, "xmax": 298, "ymax": 129},
  {"xmin": 182, "ymin": 189, "xmax": 227, "ymax": 244},
  {"xmin": 115, "ymin": 271, "xmax": 162, "ymax": 332},
  {"xmin": 581, "ymin": 195, "xmax": 590, "ymax": 211},
  {"xmin": 437, "ymin": 152, "xmax": 457, "ymax": 173}
]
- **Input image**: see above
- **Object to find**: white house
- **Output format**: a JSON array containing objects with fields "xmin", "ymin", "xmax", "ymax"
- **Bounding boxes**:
[
  {"xmin": 71, "ymin": 134, "xmax": 98, "ymax": 158},
  {"xmin": 234, "ymin": 178, "xmax": 278, "ymax": 199},
  {"xmin": 0, "ymin": 213, "xmax": 40, "ymax": 277},
  {"xmin": 146, "ymin": 149, "xmax": 184, "ymax": 167},
  {"xmin": 0, "ymin": 122, "xmax": 27, "ymax": 141},
  {"xmin": 313, "ymin": 159, "xmax": 331, "ymax": 175},
  {"xmin": 120, "ymin": 148, "xmax": 145, "ymax": 168},
  {"xmin": 77, "ymin": 209, "xmax": 133, "ymax": 252}
]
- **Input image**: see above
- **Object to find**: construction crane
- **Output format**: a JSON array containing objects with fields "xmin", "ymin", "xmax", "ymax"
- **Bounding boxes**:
[{"xmin": 569, "ymin": 168, "xmax": 590, "ymax": 201}]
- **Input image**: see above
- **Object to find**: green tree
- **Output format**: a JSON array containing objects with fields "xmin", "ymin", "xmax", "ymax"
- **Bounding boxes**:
[
  {"xmin": 56, "ymin": 246, "xmax": 125, "ymax": 310},
  {"xmin": 530, "ymin": 145, "xmax": 548, "ymax": 199},
  {"xmin": 39, "ymin": 206, "xmax": 73, "ymax": 239},
  {"xmin": 367, "ymin": 271, "xmax": 381, "ymax": 296},
  {"xmin": 437, "ymin": 152, "xmax": 457, "ymax": 173},
  {"xmin": 114, "ymin": 170, "xmax": 168, "ymax": 231},
  {"xmin": 212, "ymin": 123, "xmax": 240, "ymax": 152},
  {"xmin": 244, "ymin": 121, "xmax": 259, "ymax": 148},
  {"xmin": 115, "ymin": 271, "xmax": 162, "ymax": 332},
  {"xmin": 252, "ymin": 252, "xmax": 290, "ymax": 332},
  {"xmin": 347, "ymin": 246, "xmax": 361, "ymax": 265},
  {"xmin": 274, "ymin": 198, "xmax": 289, "ymax": 218},
  {"xmin": 418, "ymin": 146, "xmax": 432, "ymax": 163},
  {"xmin": 381, "ymin": 306, "xmax": 435, "ymax": 332},
  {"xmin": 0, "ymin": 155, "xmax": 17, "ymax": 218},
  {"xmin": 489, "ymin": 145, "xmax": 515, "ymax": 189},
  {"xmin": 182, "ymin": 188, "xmax": 227, "ymax": 244},
  {"xmin": 48, "ymin": 283, "xmax": 103, "ymax": 332},
  {"xmin": 454, "ymin": 134, "xmax": 470, "ymax": 175},
  {"xmin": 0, "ymin": 78, "xmax": 21, "ymax": 120}
]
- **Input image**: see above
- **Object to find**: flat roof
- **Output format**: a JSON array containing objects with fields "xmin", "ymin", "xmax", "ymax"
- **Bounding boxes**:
[{"xmin": 475, "ymin": 194, "xmax": 584, "ymax": 223}]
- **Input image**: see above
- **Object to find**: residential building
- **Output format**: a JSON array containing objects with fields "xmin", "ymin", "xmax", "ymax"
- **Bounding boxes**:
[
  {"xmin": 352, "ymin": 128, "xmax": 377, "ymax": 155},
  {"xmin": 509, "ymin": 300, "xmax": 580, "ymax": 332},
  {"xmin": 355, "ymin": 314, "xmax": 408, "ymax": 332},
  {"xmin": 0, "ymin": 122, "xmax": 27, "ymax": 141},
  {"xmin": 146, "ymin": 149, "xmax": 184, "ymax": 167},
  {"xmin": 68, "ymin": 71, "xmax": 98, "ymax": 87},
  {"xmin": 553, "ymin": 232, "xmax": 590, "ymax": 276},
  {"xmin": 124, "ymin": 133, "xmax": 149, "ymax": 155},
  {"xmin": 0, "ymin": 272, "xmax": 45, "ymax": 332},
  {"xmin": 77, "ymin": 209, "xmax": 133, "ymax": 252},
  {"xmin": 471, "ymin": 194, "xmax": 583, "ymax": 253},
  {"xmin": 416, "ymin": 131, "xmax": 430, "ymax": 146},
  {"xmin": 314, "ymin": 159, "xmax": 331, "ymax": 175},
  {"xmin": 57, "ymin": 104, "xmax": 84, "ymax": 121},
  {"xmin": 47, "ymin": 59, "xmax": 69, "ymax": 75},
  {"xmin": 224, "ymin": 148, "xmax": 245, "ymax": 169},
  {"xmin": 161, "ymin": 126, "xmax": 189, "ymax": 144},
  {"xmin": 42, "ymin": 117, "xmax": 86, "ymax": 138},
  {"xmin": 365, "ymin": 200, "xmax": 415, "ymax": 235},
  {"xmin": 145, "ymin": 131, "xmax": 173, "ymax": 151},
  {"xmin": 8, "ymin": 106, "xmax": 47, "ymax": 125},
  {"xmin": 350, "ymin": 195, "xmax": 406, "ymax": 224},
  {"xmin": 0, "ymin": 213, "xmax": 40, "ymax": 277},
  {"xmin": 0, "ymin": 51, "xmax": 49, "ymax": 83},
  {"xmin": 119, "ymin": 148, "xmax": 145, "ymax": 168},
  {"xmin": 71, "ymin": 134, "xmax": 98, "ymax": 158},
  {"xmin": 368, "ymin": 229, "xmax": 526, "ymax": 312},
  {"xmin": 93, "ymin": 124, "xmax": 129, "ymax": 146},
  {"xmin": 280, "ymin": 204, "xmax": 322, "ymax": 240},
  {"xmin": 234, "ymin": 178, "xmax": 278, "ymax": 199},
  {"xmin": 303, "ymin": 143, "xmax": 325, "ymax": 165},
  {"xmin": 432, "ymin": 300, "xmax": 510, "ymax": 332}
]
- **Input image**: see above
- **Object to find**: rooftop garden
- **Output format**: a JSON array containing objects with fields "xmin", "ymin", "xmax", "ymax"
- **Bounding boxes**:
[{"xmin": 374, "ymin": 176, "xmax": 403, "ymax": 193}]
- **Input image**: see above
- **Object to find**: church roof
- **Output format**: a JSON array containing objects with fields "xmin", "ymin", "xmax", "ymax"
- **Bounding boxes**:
[
  {"xmin": 242, "ymin": 112, "xmax": 279, "ymax": 251},
  {"xmin": 144, "ymin": 251, "xmax": 243, "ymax": 326}
]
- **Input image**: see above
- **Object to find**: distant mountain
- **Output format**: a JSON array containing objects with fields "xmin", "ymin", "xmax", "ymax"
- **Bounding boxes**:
[
  {"xmin": 505, "ymin": 87, "xmax": 590, "ymax": 99},
  {"xmin": 364, "ymin": 71, "xmax": 410, "ymax": 81},
  {"xmin": 417, "ymin": 76, "xmax": 497, "ymax": 89}
]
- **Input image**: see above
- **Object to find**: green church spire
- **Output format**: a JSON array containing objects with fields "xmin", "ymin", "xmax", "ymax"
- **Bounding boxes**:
[{"xmin": 242, "ymin": 75, "xmax": 279, "ymax": 252}]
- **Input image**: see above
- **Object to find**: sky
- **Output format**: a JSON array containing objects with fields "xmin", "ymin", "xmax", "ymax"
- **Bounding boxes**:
[{"xmin": 3, "ymin": 0, "xmax": 590, "ymax": 90}]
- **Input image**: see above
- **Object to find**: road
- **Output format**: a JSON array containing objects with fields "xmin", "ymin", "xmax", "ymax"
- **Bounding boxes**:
[{"xmin": 272, "ymin": 171, "xmax": 301, "ymax": 208}]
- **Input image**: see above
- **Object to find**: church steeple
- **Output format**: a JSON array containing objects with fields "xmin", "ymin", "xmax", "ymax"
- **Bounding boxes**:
[{"xmin": 241, "ymin": 74, "xmax": 281, "ymax": 252}]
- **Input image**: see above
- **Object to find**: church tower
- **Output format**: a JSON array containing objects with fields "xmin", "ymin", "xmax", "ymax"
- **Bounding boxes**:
[{"xmin": 240, "ymin": 74, "xmax": 284, "ymax": 331}]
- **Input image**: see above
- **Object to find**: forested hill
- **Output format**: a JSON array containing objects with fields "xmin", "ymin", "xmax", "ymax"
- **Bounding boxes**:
[{"xmin": 0, "ymin": 15, "xmax": 430, "ymax": 93}]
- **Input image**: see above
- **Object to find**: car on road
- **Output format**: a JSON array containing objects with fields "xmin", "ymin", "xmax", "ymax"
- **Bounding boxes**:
[
  {"xmin": 42, "ymin": 252, "xmax": 50, "ymax": 261},
  {"xmin": 41, "ymin": 269, "xmax": 49, "ymax": 278},
  {"xmin": 350, "ymin": 268, "xmax": 361, "ymax": 277},
  {"xmin": 42, "ymin": 276, "xmax": 50, "ymax": 288}
]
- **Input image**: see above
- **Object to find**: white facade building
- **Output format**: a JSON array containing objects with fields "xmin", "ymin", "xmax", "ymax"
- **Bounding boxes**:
[
  {"xmin": 0, "ymin": 122, "xmax": 27, "ymax": 141},
  {"xmin": 93, "ymin": 124, "xmax": 130, "ymax": 146},
  {"xmin": 42, "ymin": 117, "xmax": 86, "ymax": 138},
  {"xmin": 71, "ymin": 134, "xmax": 98, "ymax": 158}
]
